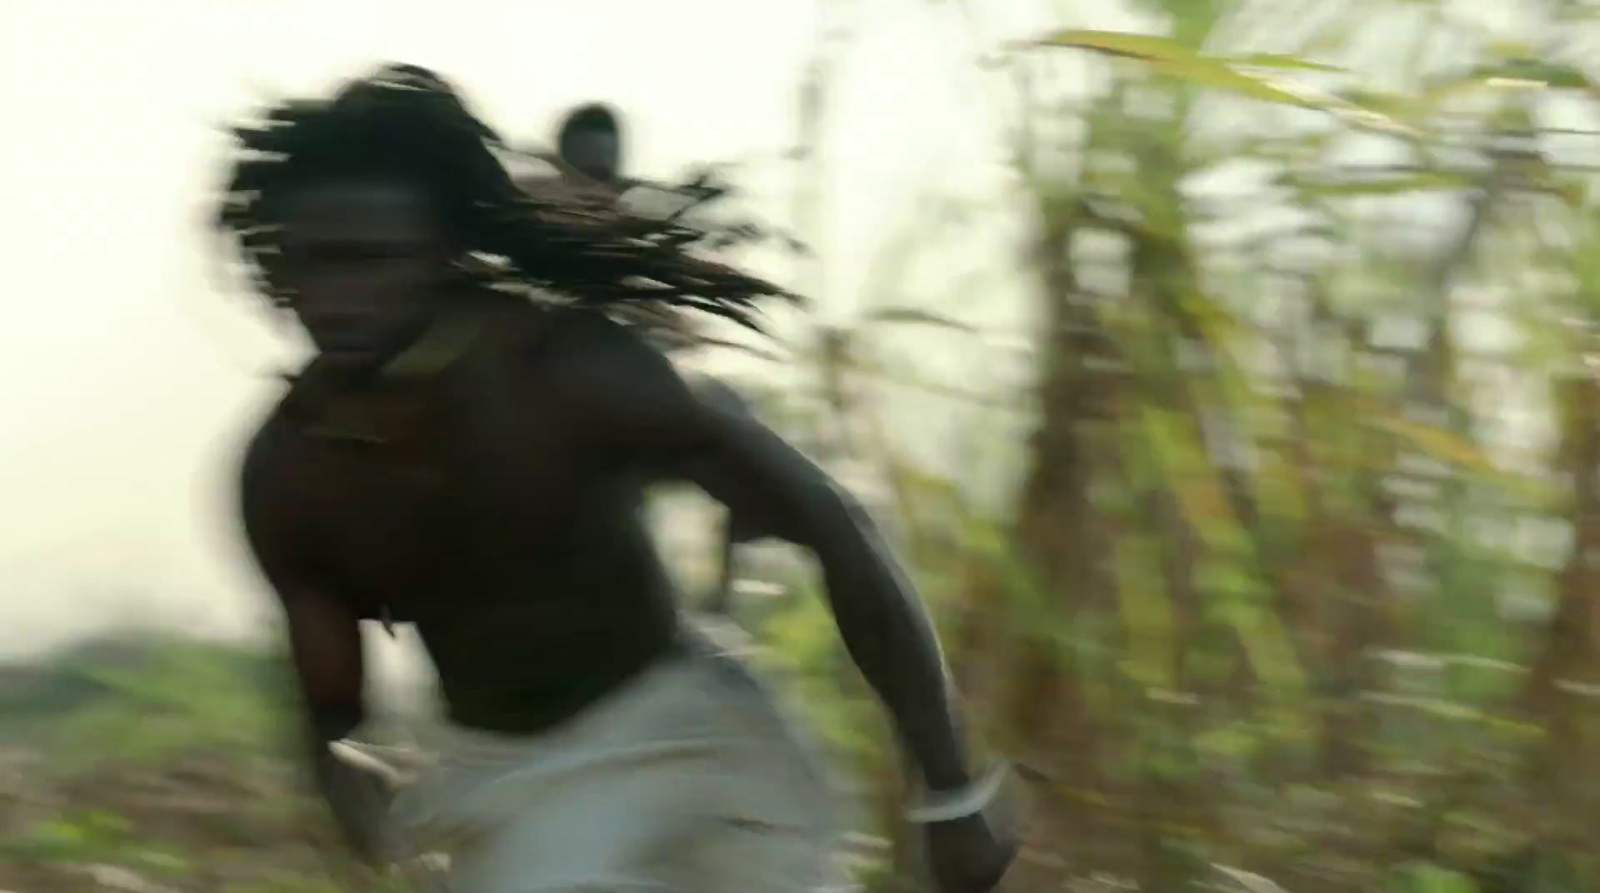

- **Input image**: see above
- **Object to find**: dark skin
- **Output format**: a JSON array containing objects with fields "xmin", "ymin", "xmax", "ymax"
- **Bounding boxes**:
[
  {"xmin": 238, "ymin": 179, "xmax": 1015, "ymax": 891},
  {"xmin": 550, "ymin": 101, "xmax": 760, "ymax": 607}
]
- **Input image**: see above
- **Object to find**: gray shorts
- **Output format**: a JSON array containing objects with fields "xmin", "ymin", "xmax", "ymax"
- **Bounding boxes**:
[{"xmin": 384, "ymin": 624, "xmax": 846, "ymax": 893}]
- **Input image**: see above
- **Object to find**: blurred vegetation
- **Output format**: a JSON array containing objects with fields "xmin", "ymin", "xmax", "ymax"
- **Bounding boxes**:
[
  {"xmin": 0, "ymin": 637, "xmax": 417, "ymax": 892},
  {"xmin": 11, "ymin": 2, "xmax": 1600, "ymax": 892},
  {"xmin": 734, "ymin": 2, "xmax": 1600, "ymax": 891}
]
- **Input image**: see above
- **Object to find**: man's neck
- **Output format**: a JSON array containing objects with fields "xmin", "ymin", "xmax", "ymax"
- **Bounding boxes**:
[
  {"xmin": 298, "ymin": 286, "xmax": 494, "ymax": 386},
  {"xmin": 285, "ymin": 295, "xmax": 494, "ymax": 445}
]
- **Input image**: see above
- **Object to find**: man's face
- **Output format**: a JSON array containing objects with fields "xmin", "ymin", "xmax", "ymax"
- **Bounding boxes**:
[{"xmin": 276, "ymin": 180, "xmax": 451, "ymax": 364}]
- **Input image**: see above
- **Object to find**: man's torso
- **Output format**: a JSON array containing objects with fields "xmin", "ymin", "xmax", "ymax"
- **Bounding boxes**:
[{"xmin": 246, "ymin": 300, "xmax": 683, "ymax": 734}]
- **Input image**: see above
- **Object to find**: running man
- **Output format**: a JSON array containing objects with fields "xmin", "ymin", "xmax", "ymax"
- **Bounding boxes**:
[{"xmin": 220, "ymin": 64, "xmax": 1016, "ymax": 893}]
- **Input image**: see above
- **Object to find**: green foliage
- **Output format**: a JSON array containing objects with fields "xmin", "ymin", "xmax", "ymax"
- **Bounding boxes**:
[
  {"xmin": 29, "ymin": 637, "xmax": 297, "ymax": 774},
  {"xmin": 1388, "ymin": 862, "xmax": 1480, "ymax": 893},
  {"xmin": 0, "ymin": 809, "xmax": 191, "ymax": 875},
  {"xmin": 0, "ymin": 636, "xmax": 365, "ymax": 893},
  {"xmin": 785, "ymin": 3, "xmax": 1600, "ymax": 890}
]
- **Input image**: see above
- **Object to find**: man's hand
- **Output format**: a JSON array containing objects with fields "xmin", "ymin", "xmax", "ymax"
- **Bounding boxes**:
[
  {"xmin": 314, "ymin": 744, "xmax": 401, "ymax": 864},
  {"xmin": 913, "ymin": 769, "xmax": 1020, "ymax": 893},
  {"xmin": 924, "ymin": 806, "xmax": 1019, "ymax": 893}
]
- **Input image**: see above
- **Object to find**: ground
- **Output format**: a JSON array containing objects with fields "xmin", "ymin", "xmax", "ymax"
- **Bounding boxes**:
[{"xmin": 0, "ymin": 635, "xmax": 417, "ymax": 893}]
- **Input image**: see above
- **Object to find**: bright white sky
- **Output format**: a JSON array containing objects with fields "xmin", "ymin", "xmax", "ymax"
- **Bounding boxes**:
[{"xmin": 0, "ymin": 0, "xmax": 1128, "ymax": 659}]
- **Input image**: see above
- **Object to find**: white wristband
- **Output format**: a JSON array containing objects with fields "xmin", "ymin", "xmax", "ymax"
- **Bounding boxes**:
[{"xmin": 905, "ymin": 762, "xmax": 1009, "ymax": 824}]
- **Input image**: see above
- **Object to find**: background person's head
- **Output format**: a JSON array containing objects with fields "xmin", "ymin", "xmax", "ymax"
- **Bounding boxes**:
[{"xmin": 556, "ymin": 103, "xmax": 624, "ymax": 183}]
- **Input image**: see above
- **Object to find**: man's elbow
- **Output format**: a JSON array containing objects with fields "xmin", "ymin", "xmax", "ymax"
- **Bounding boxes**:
[
  {"xmin": 829, "ymin": 485, "xmax": 879, "ymax": 536},
  {"xmin": 795, "ymin": 480, "xmax": 885, "ymax": 564}
]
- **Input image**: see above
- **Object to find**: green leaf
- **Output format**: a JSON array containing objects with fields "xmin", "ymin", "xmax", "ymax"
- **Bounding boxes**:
[
  {"xmin": 1018, "ymin": 30, "xmax": 1315, "ymax": 107},
  {"xmin": 1464, "ymin": 59, "xmax": 1598, "ymax": 91},
  {"xmin": 1217, "ymin": 588, "xmax": 1309, "ymax": 700},
  {"xmin": 1112, "ymin": 534, "xmax": 1177, "ymax": 690},
  {"xmin": 1368, "ymin": 410, "xmax": 1494, "ymax": 473},
  {"xmin": 1138, "ymin": 406, "xmax": 1247, "ymax": 552},
  {"xmin": 1291, "ymin": 170, "xmax": 1482, "ymax": 198},
  {"xmin": 1390, "ymin": 861, "xmax": 1480, "ymax": 893},
  {"xmin": 1222, "ymin": 52, "xmax": 1345, "ymax": 73}
]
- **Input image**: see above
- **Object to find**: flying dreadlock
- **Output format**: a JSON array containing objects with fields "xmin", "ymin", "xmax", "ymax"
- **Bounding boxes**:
[{"xmin": 214, "ymin": 63, "xmax": 798, "ymax": 333}]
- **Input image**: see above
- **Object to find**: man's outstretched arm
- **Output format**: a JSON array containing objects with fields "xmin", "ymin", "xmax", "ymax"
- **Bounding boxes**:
[
  {"xmin": 543, "ymin": 315, "xmax": 973, "ymax": 792},
  {"xmin": 691, "ymin": 420, "xmax": 973, "ymax": 788}
]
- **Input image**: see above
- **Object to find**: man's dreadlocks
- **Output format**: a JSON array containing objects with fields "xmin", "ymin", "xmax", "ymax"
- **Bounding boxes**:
[{"xmin": 215, "ymin": 63, "xmax": 796, "ymax": 332}]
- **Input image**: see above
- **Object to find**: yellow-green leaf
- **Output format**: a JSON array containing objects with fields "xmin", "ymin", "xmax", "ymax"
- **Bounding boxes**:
[
  {"xmin": 1018, "ymin": 30, "xmax": 1314, "ymax": 108},
  {"xmin": 1465, "ymin": 59, "xmax": 1598, "ymax": 91},
  {"xmin": 1291, "ymin": 171, "xmax": 1481, "ymax": 198},
  {"xmin": 1222, "ymin": 52, "xmax": 1344, "ymax": 73},
  {"xmin": 1013, "ymin": 29, "xmax": 1199, "ymax": 62},
  {"xmin": 1219, "ymin": 599, "xmax": 1309, "ymax": 700},
  {"xmin": 1113, "ymin": 535, "xmax": 1177, "ymax": 691},
  {"xmin": 1140, "ymin": 406, "xmax": 1246, "ymax": 550},
  {"xmin": 1367, "ymin": 411, "xmax": 1495, "ymax": 473}
]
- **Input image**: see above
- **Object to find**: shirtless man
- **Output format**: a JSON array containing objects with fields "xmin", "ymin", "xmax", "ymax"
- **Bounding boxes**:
[{"xmin": 220, "ymin": 64, "xmax": 1015, "ymax": 893}]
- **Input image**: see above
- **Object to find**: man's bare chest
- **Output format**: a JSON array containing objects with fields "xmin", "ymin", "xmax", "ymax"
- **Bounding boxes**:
[{"xmin": 267, "ymin": 378, "xmax": 583, "ymax": 609}]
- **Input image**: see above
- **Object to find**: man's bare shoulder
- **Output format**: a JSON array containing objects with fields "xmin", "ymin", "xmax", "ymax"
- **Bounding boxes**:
[
  {"xmin": 522, "ymin": 305, "xmax": 756, "ymax": 418},
  {"xmin": 534, "ymin": 303, "xmax": 646, "ymax": 355},
  {"xmin": 512, "ymin": 305, "xmax": 676, "ymax": 398},
  {"xmin": 504, "ymin": 305, "xmax": 715, "ymax": 458},
  {"xmin": 237, "ymin": 394, "xmax": 304, "ymax": 523}
]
